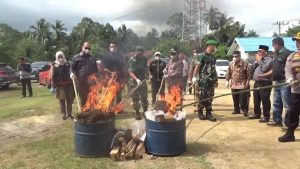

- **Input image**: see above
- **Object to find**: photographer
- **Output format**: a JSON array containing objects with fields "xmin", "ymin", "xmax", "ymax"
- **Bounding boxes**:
[{"xmin": 17, "ymin": 57, "xmax": 32, "ymax": 98}]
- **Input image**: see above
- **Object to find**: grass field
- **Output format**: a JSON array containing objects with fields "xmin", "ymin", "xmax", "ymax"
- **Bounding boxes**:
[{"xmin": 0, "ymin": 83, "xmax": 213, "ymax": 169}]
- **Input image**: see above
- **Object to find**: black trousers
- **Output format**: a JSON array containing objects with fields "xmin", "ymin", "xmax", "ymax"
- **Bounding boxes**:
[
  {"xmin": 59, "ymin": 99, "xmax": 73, "ymax": 115},
  {"xmin": 253, "ymin": 81, "xmax": 272, "ymax": 118},
  {"xmin": 21, "ymin": 78, "xmax": 32, "ymax": 97},
  {"xmin": 231, "ymin": 89, "xmax": 248, "ymax": 113},
  {"xmin": 287, "ymin": 93, "xmax": 300, "ymax": 131},
  {"xmin": 151, "ymin": 80, "xmax": 165, "ymax": 104},
  {"xmin": 78, "ymin": 80, "xmax": 90, "ymax": 107}
]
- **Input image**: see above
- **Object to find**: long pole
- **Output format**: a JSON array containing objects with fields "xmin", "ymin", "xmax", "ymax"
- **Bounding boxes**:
[
  {"xmin": 72, "ymin": 78, "xmax": 81, "ymax": 112},
  {"xmin": 153, "ymin": 77, "xmax": 166, "ymax": 108},
  {"xmin": 178, "ymin": 80, "xmax": 300, "ymax": 110}
]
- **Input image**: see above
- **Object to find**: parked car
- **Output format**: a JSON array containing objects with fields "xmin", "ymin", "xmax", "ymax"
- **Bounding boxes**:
[
  {"xmin": 30, "ymin": 61, "xmax": 52, "ymax": 81},
  {"xmin": 0, "ymin": 63, "xmax": 18, "ymax": 89},
  {"xmin": 216, "ymin": 60, "xmax": 230, "ymax": 78},
  {"xmin": 39, "ymin": 63, "xmax": 52, "ymax": 88}
]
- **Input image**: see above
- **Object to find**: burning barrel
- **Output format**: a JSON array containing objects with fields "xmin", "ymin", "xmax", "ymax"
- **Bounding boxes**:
[
  {"xmin": 145, "ymin": 118, "xmax": 186, "ymax": 156},
  {"xmin": 74, "ymin": 116, "xmax": 115, "ymax": 157}
]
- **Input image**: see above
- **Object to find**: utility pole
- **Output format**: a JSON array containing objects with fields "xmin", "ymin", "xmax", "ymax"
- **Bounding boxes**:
[{"xmin": 273, "ymin": 21, "xmax": 289, "ymax": 36}]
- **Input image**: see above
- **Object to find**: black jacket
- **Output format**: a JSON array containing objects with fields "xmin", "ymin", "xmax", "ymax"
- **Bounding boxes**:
[
  {"xmin": 52, "ymin": 63, "xmax": 72, "ymax": 88},
  {"xmin": 71, "ymin": 53, "xmax": 97, "ymax": 79},
  {"xmin": 102, "ymin": 52, "xmax": 126, "ymax": 81},
  {"xmin": 148, "ymin": 59, "xmax": 166, "ymax": 81}
]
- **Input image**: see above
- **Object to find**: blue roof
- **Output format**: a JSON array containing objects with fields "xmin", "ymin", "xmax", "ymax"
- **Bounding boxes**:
[{"xmin": 236, "ymin": 37, "xmax": 296, "ymax": 52}]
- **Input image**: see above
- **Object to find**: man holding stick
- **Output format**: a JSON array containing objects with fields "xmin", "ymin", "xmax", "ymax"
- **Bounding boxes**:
[
  {"xmin": 192, "ymin": 40, "xmax": 218, "ymax": 122},
  {"xmin": 148, "ymin": 51, "xmax": 166, "ymax": 105},
  {"xmin": 70, "ymin": 42, "xmax": 98, "ymax": 108},
  {"xmin": 128, "ymin": 46, "xmax": 148, "ymax": 120}
]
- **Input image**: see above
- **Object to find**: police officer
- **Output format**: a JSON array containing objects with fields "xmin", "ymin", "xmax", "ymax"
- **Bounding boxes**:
[
  {"xmin": 128, "ymin": 46, "xmax": 148, "ymax": 120},
  {"xmin": 192, "ymin": 40, "xmax": 218, "ymax": 122},
  {"xmin": 278, "ymin": 32, "xmax": 300, "ymax": 142},
  {"xmin": 148, "ymin": 51, "xmax": 166, "ymax": 105},
  {"xmin": 70, "ymin": 42, "xmax": 98, "ymax": 107}
]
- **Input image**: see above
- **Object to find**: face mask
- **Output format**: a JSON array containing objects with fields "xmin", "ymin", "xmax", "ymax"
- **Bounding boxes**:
[
  {"xmin": 83, "ymin": 48, "xmax": 90, "ymax": 54},
  {"xmin": 155, "ymin": 56, "xmax": 160, "ymax": 60},
  {"xmin": 193, "ymin": 53, "xmax": 197, "ymax": 57},
  {"xmin": 272, "ymin": 47, "xmax": 276, "ymax": 53},
  {"xmin": 58, "ymin": 58, "xmax": 64, "ymax": 63},
  {"xmin": 110, "ymin": 48, "xmax": 116, "ymax": 53}
]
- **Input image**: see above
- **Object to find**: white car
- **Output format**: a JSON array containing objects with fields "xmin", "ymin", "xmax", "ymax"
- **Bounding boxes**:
[{"xmin": 216, "ymin": 60, "xmax": 229, "ymax": 78}]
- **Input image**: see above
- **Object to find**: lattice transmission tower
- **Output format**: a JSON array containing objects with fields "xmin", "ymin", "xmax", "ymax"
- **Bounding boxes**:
[{"xmin": 182, "ymin": 0, "xmax": 207, "ymax": 41}]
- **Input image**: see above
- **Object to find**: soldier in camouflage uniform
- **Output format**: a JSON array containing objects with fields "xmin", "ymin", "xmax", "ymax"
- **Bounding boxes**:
[
  {"xmin": 128, "ymin": 46, "xmax": 148, "ymax": 120},
  {"xmin": 192, "ymin": 40, "xmax": 218, "ymax": 122}
]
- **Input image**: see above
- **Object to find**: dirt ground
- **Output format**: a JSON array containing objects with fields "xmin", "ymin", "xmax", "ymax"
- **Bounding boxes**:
[{"xmin": 1, "ymin": 79, "xmax": 300, "ymax": 169}]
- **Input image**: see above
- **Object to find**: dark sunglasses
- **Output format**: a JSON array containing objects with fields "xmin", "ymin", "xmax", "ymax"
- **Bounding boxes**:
[
  {"xmin": 84, "ymin": 47, "xmax": 91, "ymax": 50},
  {"xmin": 58, "ymin": 55, "xmax": 63, "ymax": 58},
  {"xmin": 110, "ymin": 45, "xmax": 116, "ymax": 48}
]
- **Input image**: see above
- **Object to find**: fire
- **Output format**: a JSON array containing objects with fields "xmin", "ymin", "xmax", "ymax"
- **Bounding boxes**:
[
  {"xmin": 82, "ymin": 74, "xmax": 122, "ymax": 115},
  {"xmin": 164, "ymin": 85, "xmax": 182, "ymax": 115}
]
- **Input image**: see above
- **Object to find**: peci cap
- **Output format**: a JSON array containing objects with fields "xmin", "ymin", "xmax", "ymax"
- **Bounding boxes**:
[
  {"xmin": 233, "ymin": 51, "xmax": 241, "ymax": 57},
  {"xmin": 259, "ymin": 45, "xmax": 269, "ymax": 51}
]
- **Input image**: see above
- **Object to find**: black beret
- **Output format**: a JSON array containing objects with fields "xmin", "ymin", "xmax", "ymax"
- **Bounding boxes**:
[{"xmin": 259, "ymin": 45, "xmax": 269, "ymax": 51}]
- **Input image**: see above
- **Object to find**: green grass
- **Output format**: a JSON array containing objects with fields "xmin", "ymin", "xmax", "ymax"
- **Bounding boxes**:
[
  {"xmin": 0, "ymin": 84, "xmax": 59, "ymax": 120},
  {"xmin": 0, "ymin": 84, "xmax": 213, "ymax": 169}
]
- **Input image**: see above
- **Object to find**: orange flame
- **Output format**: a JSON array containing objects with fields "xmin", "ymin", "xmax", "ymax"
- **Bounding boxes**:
[
  {"xmin": 164, "ymin": 85, "xmax": 182, "ymax": 115},
  {"xmin": 82, "ymin": 74, "xmax": 122, "ymax": 115}
]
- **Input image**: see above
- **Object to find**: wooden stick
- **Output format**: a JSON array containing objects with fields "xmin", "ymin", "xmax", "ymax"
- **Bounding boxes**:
[
  {"xmin": 71, "ymin": 78, "xmax": 81, "ymax": 112},
  {"xmin": 128, "ymin": 79, "xmax": 147, "ymax": 96},
  {"xmin": 153, "ymin": 77, "xmax": 166, "ymax": 109}
]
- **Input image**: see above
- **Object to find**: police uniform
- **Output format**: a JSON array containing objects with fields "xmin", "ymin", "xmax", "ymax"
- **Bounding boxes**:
[
  {"xmin": 279, "ymin": 32, "xmax": 300, "ymax": 142},
  {"xmin": 128, "ymin": 49, "xmax": 148, "ymax": 119}
]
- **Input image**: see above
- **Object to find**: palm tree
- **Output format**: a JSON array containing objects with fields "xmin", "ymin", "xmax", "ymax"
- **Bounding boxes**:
[
  {"xmin": 203, "ymin": 7, "xmax": 221, "ymax": 31},
  {"xmin": 30, "ymin": 18, "xmax": 51, "ymax": 43},
  {"xmin": 51, "ymin": 20, "xmax": 67, "ymax": 41}
]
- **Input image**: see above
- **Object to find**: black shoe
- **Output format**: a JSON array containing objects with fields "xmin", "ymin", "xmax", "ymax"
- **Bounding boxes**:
[
  {"xmin": 242, "ymin": 110, "xmax": 248, "ymax": 117},
  {"xmin": 67, "ymin": 114, "xmax": 74, "ymax": 120},
  {"xmin": 267, "ymin": 121, "xmax": 283, "ymax": 127},
  {"xmin": 249, "ymin": 115, "xmax": 260, "ymax": 119},
  {"xmin": 135, "ymin": 112, "xmax": 141, "ymax": 120},
  {"xmin": 198, "ymin": 111, "xmax": 206, "ymax": 120},
  {"xmin": 232, "ymin": 111, "xmax": 241, "ymax": 114},
  {"xmin": 278, "ymin": 131, "xmax": 295, "ymax": 142},
  {"xmin": 61, "ymin": 114, "xmax": 67, "ymax": 120},
  {"xmin": 259, "ymin": 117, "xmax": 269, "ymax": 123},
  {"xmin": 28, "ymin": 95, "xmax": 32, "ymax": 97},
  {"xmin": 206, "ymin": 114, "xmax": 216, "ymax": 122}
]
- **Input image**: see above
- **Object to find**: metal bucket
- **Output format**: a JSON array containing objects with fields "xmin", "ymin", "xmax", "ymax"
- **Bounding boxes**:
[
  {"xmin": 145, "ymin": 118, "xmax": 186, "ymax": 156},
  {"xmin": 74, "ymin": 119, "xmax": 115, "ymax": 157}
]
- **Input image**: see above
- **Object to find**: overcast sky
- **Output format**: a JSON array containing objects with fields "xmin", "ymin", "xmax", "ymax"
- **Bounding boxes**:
[{"xmin": 0, "ymin": 0, "xmax": 299, "ymax": 36}]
